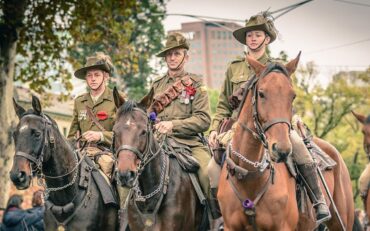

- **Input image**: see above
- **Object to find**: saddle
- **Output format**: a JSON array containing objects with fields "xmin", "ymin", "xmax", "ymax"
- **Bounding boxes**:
[
  {"xmin": 162, "ymin": 137, "xmax": 200, "ymax": 173},
  {"xmin": 213, "ymin": 118, "xmax": 236, "ymax": 165},
  {"xmin": 79, "ymin": 156, "xmax": 119, "ymax": 206}
]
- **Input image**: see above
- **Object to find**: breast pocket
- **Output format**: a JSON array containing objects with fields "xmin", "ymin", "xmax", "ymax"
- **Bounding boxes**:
[{"xmin": 231, "ymin": 76, "xmax": 247, "ymax": 94}]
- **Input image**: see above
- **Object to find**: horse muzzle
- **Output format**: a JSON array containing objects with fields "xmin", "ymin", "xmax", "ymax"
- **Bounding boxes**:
[
  {"xmin": 9, "ymin": 170, "xmax": 31, "ymax": 189},
  {"xmin": 116, "ymin": 170, "xmax": 137, "ymax": 188}
]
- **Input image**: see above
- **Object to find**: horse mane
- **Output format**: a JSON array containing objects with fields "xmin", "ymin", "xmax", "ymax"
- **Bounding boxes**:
[{"xmin": 117, "ymin": 100, "xmax": 146, "ymax": 118}]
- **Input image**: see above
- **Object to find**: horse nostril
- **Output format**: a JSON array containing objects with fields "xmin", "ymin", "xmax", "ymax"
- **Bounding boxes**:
[{"xmin": 18, "ymin": 171, "xmax": 27, "ymax": 183}]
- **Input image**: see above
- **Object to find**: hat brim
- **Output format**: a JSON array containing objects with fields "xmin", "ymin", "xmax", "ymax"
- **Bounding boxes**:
[
  {"xmin": 233, "ymin": 24, "xmax": 276, "ymax": 45},
  {"xmin": 74, "ymin": 64, "xmax": 110, "ymax": 79},
  {"xmin": 156, "ymin": 44, "xmax": 189, "ymax": 57}
]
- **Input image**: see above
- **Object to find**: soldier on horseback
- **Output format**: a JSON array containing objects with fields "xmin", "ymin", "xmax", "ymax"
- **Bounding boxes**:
[
  {"xmin": 67, "ymin": 52, "xmax": 129, "ymax": 223},
  {"xmin": 142, "ymin": 32, "xmax": 221, "ymax": 223},
  {"xmin": 207, "ymin": 12, "xmax": 331, "ymax": 224}
]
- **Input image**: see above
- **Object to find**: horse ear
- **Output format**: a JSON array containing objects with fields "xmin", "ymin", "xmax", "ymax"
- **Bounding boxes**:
[
  {"xmin": 247, "ymin": 55, "xmax": 265, "ymax": 77},
  {"xmin": 13, "ymin": 98, "xmax": 26, "ymax": 119},
  {"xmin": 113, "ymin": 86, "xmax": 125, "ymax": 109},
  {"xmin": 139, "ymin": 88, "xmax": 154, "ymax": 109},
  {"xmin": 352, "ymin": 110, "xmax": 365, "ymax": 124},
  {"xmin": 31, "ymin": 95, "xmax": 42, "ymax": 115},
  {"xmin": 285, "ymin": 51, "xmax": 301, "ymax": 76}
]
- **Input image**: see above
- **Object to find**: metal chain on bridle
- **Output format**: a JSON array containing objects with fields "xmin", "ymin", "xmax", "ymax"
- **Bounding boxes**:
[
  {"xmin": 14, "ymin": 113, "xmax": 82, "ymax": 199},
  {"xmin": 113, "ymin": 108, "xmax": 167, "ymax": 202}
]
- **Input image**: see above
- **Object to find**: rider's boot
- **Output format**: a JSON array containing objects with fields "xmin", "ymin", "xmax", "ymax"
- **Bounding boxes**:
[
  {"xmin": 298, "ymin": 163, "xmax": 331, "ymax": 224},
  {"xmin": 209, "ymin": 187, "xmax": 223, "ymax": 230}
]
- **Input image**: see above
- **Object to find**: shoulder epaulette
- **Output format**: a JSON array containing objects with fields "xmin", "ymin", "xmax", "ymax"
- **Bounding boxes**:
[
  {"xmin": 74, "ymin": 92, "xmax": 87, "ymax": 100},
  {"xmin": 188, "ymin": 73, "xmax": 202, "ymax": 83},
  {"xmin": 153, "ymin": 75, "xmax": 166, "ymax": 83},
  {"xmin": 231, "ymin": 56, "xmax": 245, "ymax": 64}
]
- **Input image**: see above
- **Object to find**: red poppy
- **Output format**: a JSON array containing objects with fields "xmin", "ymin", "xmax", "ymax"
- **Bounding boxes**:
[
  {"xmin": 185, "ymin": 86, "xmax": 196, "ymax": 97},
  {"xmin": 96, "ymin": 111, "xmax": 108, "ymax": 120}
]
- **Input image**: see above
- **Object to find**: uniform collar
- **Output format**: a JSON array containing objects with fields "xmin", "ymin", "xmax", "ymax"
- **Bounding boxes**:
[
  {"xmin": 165, "ymin": 70, "xmax": 187, "ymax": 82},
  {"xmin": 246, "ymin": 52, "xmax": 270, "ymax": 68},
  {"xmin": 81, "ymin": 87, "xmax": 113, "ymax": 107}
]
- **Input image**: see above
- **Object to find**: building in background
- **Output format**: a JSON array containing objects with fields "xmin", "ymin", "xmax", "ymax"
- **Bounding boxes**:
[
  {"xmin": 15, "ymin": 86, "xmax": 73, "ymax": 137},
  {"xmin": 170, "ymin": 21, "xmax": 244, "ymax": 89}
]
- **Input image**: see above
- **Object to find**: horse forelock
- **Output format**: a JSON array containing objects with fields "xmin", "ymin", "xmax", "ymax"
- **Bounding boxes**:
[{"xmin": 117, "ymin": 100, "xmax": 147, "ymax": 120}]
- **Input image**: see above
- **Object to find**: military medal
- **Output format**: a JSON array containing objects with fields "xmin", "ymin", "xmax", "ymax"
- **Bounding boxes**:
[{"xmin": 78, "ymin": 110, "xmax": 87, "ymax": 121}]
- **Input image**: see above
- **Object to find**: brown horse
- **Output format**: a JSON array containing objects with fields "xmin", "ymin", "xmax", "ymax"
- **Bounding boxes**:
[
  {"xmin": 353, "ymin": 111, "xmax": 370, "ymax": 228},
  {"xmin": 112, "ymin": 91, "xmax": 207, "ymax": 231},
  {"xmin": 10, "ymin": 96, "xmax": 118, "ymax": 231},
  {"xmin": 218, "ymin": 53, "xmax": 354, "ymax": 231}
]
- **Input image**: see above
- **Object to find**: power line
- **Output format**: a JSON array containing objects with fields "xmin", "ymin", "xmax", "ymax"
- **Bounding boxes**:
[
  {"xmin": 305, "ymin": 38, "xmax": 370, "ymax": 54},
  {"xmin": 272, "ymin": 0, "xmax": 314, "ymax": 19},
  {"xmin": 334, "ymin": 0, "xmax": 370, "ymax": 7}
]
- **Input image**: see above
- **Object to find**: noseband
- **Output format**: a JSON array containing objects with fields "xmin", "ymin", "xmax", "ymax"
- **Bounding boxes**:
[{"xmin": 237, "ymin": 63, "xmax": 292, "ymax": 149}]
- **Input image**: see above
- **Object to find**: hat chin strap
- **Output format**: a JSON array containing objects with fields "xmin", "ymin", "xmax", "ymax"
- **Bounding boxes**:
[
  {"xmin": 168, "ymin": 51, "xmax": 187, "ymax": 71},
  {"xmin": 247, "ymin": 36, "xmax": 267, "ymax": 52}
]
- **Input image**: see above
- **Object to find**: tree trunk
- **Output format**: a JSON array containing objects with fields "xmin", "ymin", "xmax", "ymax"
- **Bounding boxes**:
[{"xmin": 0, "ymin": 0, "xmax": 27, "ymax": 208}]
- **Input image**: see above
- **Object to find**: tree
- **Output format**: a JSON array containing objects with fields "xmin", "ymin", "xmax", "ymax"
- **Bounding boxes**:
[
  {"xmin": 0, "ymin": 0, "xmax": 166, "ymax": 207},
  {"xmin": 68, "ymin": 0, "xmax": 166, "ymax": 100}
]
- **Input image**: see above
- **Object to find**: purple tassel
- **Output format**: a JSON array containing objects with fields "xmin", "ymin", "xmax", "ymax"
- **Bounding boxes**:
[
  {"xmin": 149, "ymin": 112, "xmax": 157, "ymax": 122},
  {"xmin": 242, "ymin": 199, "xmax": 254, "ymax": 209}
]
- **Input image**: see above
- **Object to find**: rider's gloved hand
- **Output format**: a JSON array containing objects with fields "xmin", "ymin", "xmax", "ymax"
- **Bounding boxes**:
[{"xmin": 82, "ymin": 131, "xmax": 103, "ymax": 142}]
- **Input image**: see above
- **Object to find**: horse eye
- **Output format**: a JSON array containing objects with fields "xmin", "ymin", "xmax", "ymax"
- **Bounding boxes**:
[
  {"xmin": 34, "ymin": 131, "xmax": 42, "ymax": 138},
  {"xmin": 140, "ymin": 130, "xmax": 147, "ymax": 136},
  {"xmin": 293, "ymin": 94, "xmax": 297, "ymax": 100},
  {"xmin": 258, "ymin": 91, "xmax": 265, "ymax": 99}
]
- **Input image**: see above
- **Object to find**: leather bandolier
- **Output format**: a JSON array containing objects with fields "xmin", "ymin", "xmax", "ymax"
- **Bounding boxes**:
[{"xmin": 149, "ymin": 75, "xmax": 193, "ymax": 114}]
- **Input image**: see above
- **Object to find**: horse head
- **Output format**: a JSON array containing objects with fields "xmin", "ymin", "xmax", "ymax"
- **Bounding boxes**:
[
  {"xmin": 10, "ymin": 95, "xmax": 55, "ymax": 189},
  {"xmin": 352, "ymin": 111, "xmax": 370, "ymax": 157},
  {"xmin": 112, "ymin": 87, "xmax": 153, "ymax": 188},
  {"xmin": 241, "ymin": 53, "xmax": 300, "ymax": 162}
]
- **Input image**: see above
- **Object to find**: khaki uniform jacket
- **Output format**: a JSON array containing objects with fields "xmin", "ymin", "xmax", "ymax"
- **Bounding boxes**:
[
  {"xmin": 147, "ymin": 71, "xmax": 211, "ymax": 147},
  {"xmin": 210, "ymin": 52, "xmax": 272, "ymax": 131},
  {"xmin": 67, "ymin": 87, "xmax": 118, "ymax": 147}
]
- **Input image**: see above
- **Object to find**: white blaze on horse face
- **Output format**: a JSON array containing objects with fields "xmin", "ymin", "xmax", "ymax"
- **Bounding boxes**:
[
  {"xmin": 19, "ymin": 124, "xmax": 29, "ymax": 133},
  {"xmin": 125, "ymin": 118, "xmax": 136, "ymax": 126}
]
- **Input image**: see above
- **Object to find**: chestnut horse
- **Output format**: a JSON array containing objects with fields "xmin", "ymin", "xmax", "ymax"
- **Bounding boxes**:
[
  {"xmin": 10, "ymin": 96, "xmax": 118, "ymax": 231},
  {"xmin": 112, "ymin": 91, "xmax": 206, "ymax": 231},
  {"xmin": 218, "ymin": 53, "xmax": 354, "ymax": 230},
  {"xmin": 353, "ymin": 111, "xmax": 370, "ymax": 229}
]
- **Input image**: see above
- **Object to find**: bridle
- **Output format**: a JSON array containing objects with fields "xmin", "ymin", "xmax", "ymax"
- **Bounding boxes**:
[
  {"xmin": 14, "ymin": 113, "xmax": 80, "ymax": 198},
  {"xmin": 113, "ymin": 107, "xmax": 167, "ymax": 202},
  {"xmin": 237, "ymin": 62, "xmax": 293, "ymax": 149}
]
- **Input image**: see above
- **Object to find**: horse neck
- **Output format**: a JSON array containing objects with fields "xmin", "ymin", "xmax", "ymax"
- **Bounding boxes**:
[
  {"xmin": 232, "ymin": 93, "xmax": 265, "ymax": 171},
  {"xmin": 43, "ymin": 127, "xmax": 79, "ymax": 204},
  {"xmin": 138, "ymin": 136, "xmax": 163, "ymax": 197}
]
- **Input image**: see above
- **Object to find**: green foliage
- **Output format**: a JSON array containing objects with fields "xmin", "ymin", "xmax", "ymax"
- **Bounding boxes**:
[
  {"xmin": 293, "ymin": 61, "xmax": 370, "ymax": 206},
  {"xmin": 68, "ymin": 0, "xmax": 166, "ymax": 100},
  {"xmin": 208, "ymin": 88, "xmax": 220, "ymax": 115},
  {"xmin": 10, "ymin": 0, "xmax": 166, "ymax": 99}
]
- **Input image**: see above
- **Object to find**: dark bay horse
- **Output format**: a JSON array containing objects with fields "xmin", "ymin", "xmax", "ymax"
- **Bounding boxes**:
[
  {"xmin": 218, "ymin": 53, "xmax": 354, "ymax": 230},
  {"xmin": 10, "ymin": 96, "xmax": 118, "ymax": 231},
  {"xmin": 112, "ymin": 90, "xmax": 206, "ymax": 231},
  {"xmin": 352, "ymin": 111, "xmax": 370, "ymax": 228}
]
